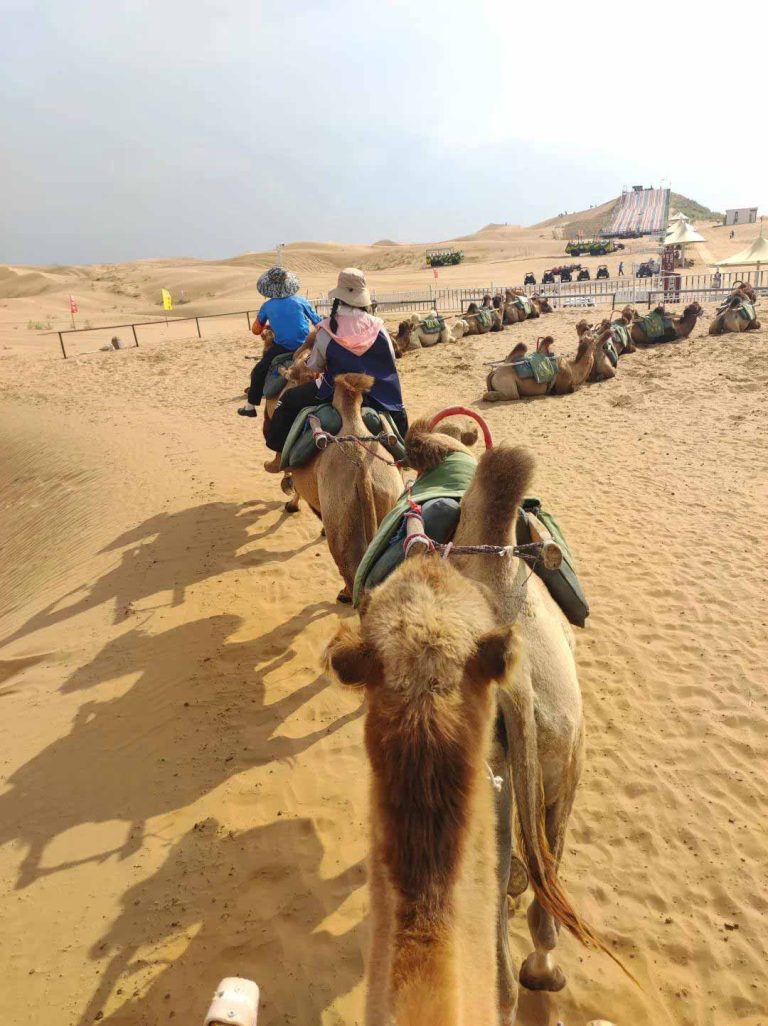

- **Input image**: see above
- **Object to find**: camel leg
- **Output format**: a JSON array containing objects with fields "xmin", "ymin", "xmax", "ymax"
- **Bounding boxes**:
[
  {"xmin": 490, "ymin": 729, "xmax": 518, "ymax": 1026},
  {"xmin": 483, "ymin": 389, "xmax": 517, "ymax": 403},
  {"xmin": 519, "ymin": 790, "xmax": 577, "ymax": 993}
]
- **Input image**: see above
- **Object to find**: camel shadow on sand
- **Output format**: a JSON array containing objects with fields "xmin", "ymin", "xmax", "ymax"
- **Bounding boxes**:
[
  {"xmin": 76, "ymin": 816, "xmax": 366, "ymax": 1026},
  {"xmin": 0, "ymin": 498, "xmax": 317, "ymax": 647}
]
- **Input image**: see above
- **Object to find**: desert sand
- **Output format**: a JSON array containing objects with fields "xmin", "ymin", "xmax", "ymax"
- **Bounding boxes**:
[{"xmin": 1, "ymin": 215, "xmax": 767, "ymax": 1026}]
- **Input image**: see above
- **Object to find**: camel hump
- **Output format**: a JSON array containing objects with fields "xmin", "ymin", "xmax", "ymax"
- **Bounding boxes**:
[
  {"xmin": 508, "ymin": 342, "xmax": 527, "ymax": 360},
  {"xmin": 333, "ymin": 373, "xmax": 375, "ymax": 396},
  {"xmin": 472, "ymin": 445, "xmax": 534, "ymax": 516}
]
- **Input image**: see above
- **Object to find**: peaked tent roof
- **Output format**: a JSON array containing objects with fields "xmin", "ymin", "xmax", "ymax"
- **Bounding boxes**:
[
  {"xmin": 665, "ymin": 221, "xmax": 705, "ymax": 245},
  {"xmin": 716, "ymin": 232, "xmax": 768, "ymax": 266}
]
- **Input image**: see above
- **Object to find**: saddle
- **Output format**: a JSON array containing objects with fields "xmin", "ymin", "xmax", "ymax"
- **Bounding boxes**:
[
  {"xmin": 473, "ymin": 308, "xmax": 495, "ymax": 329},
  {"xmin": 279, "ymin": 403, "xmax": 406, "ymax": 471},
  {"xmin": 420, "ymin": 315, "xmax": 446, "ymax": 334},
  {"xmin": 511, "ymin": 351, "xmax": 558, "ymax": 385},
  {"xmin": 737, "ymin": 301, "xmax": 756, "ymax": 322},
  {"xmin": 603, "ymin": 338, "xmax": 619, "ymax": 368},
  {"xmin": 638, "ymin": 309, "xmax": 674, "ymax": 341},
  {"xmin": 263, "ymin": 352, "xmax": 295, "ymax": 399},
  {"xmin": 353, "ymin": 453, "xmax": 589, "ymax": 626},
  {"xmin": 513, "ymin": 295, "xmax": 533, "ymax": 318},
  {"xmin": 610, "ymin": 322, "xmax": 630, "ymax": 351}
]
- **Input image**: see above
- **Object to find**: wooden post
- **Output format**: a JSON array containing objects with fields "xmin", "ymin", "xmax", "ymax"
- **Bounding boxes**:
[
  {"xmin": 132, "ymin": 324, "xmax": 139, "ymax": 347},
  {"xmin": 196, "ymin": 317, "xmax": 201, "ymax": 338},
  {"xmin": 246, "ymin": 311, "xmax": 251, "ymax": 329},
  {"xmin": 59, "ymin": 332, "xmax": 67, "ymax": 359}
]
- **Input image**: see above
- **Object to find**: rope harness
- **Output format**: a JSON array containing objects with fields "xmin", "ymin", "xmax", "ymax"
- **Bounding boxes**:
[
  {"xmin": 402, "ymin": 497, "xmax": 562, "ymax": 570},
  {"xmin": 307, "ymin": 414, "xmax": 403, "ymax": 467}
]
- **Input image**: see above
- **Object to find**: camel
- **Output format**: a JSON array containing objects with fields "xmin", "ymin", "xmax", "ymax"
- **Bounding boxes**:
[
  {"xmin": 336, "ymin": 430, "xmax": 611, "ymax": 1020},
  {"xmin": 289, "ymin": 373, "xmax": 403, "ymax": 603},
  {"xmin": 450, "ymin": 318, "xmax": 470, "ymax": 340},
  {"xmin": 629, "ymin": 302, "xmax": 704, "ymax": 345},
  {"xmin": 483, "ymin": 335, "xmax": 594, "ymax": 401},
  {"xmin": 499, "ymin": 289, "xmax": 553, "ymax": 325},
  {"xmin": 393, "ymin": 311, "xmax": 452, "ymax": 352},
  {"xmin": 708, "ymin": 287, "xmax": 761, "ymax": 335},
  {"xmin": 325, "ymin": 555, "xmax": 516, "ymax": 1025},
  {"xmin": 463, "ymin": 302, "xmax": 503, "ymax": 335},
  {"xmin": 575, "ymin": 321, "xmax": 617, "ymax": 382},
  {"xmin": 592, "ymin": 306, "xmax": 638, "ymax": 355}
]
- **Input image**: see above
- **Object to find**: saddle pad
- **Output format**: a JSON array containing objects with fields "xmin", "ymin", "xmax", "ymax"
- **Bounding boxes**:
[
  {"xmin": 280, "ymin": 403, "xmax": 406, "ymax": 471},
  {"xmin": 514, "ymin": 296, "xmax": 533, "ymax": 318},
  {"xmin": 604, "ymin": 339, "xmax": 619, "ymax": 368},
  {"xmin": 353, "ymin": 451, "xmax": 478, "ymax": 606},
  {"xmin": 511, "ymin": 352, "xmax": 558, "ymax": 384},
  {"xmin": 420, "ymin": 315, "xmax": 446, "ymax": 334},
  {"xmin": 475, "ymin": 308, "xmax": 494, "ymax": 329},
  {"xmin": 518, "ymin": 499, "xmax": 589, "ymax": 627},
  {"xmin": 640, "ymin": 309, "xmax": 672, "ymax": 340},
  {"xmin": 263, "ymin": 352, "xmax": 295, "ymax": 399},
  {"xmin": 738, "ymin": 301, "xmax": 756, "ymax": 322},
  {"xmin": 611, "ymin": 322, "xmax": 630, "ymax": 350}
]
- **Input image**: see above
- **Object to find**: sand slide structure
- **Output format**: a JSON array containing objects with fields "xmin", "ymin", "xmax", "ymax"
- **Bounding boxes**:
[{"xmin": 603, "ymin": 187, "xmax": 671, "ymax": 237}]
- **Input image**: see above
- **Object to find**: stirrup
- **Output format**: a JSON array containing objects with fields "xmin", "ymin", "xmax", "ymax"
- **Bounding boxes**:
[{"xmin": 204, "ymin": 977, "xmax": 260, "ymax": 1026}]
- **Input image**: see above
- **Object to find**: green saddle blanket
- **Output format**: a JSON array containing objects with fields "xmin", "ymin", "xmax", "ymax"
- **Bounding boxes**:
[
  {"xmin": 611, "ymin": 322, "xmax": 630, "ymax": 350},
  {"xmin": 738, "ymin": 301, "xmax": 756, "ymax": 322},
  {"xmin": 640, "ymin": 309, "xmax": 673, "ymax": 340},
  {"xmin": 514, "ymin": 296, "xmax": 533, "ymax": 318},
  {"xmin": 352, "ymin": 451, "xmax": 477, "ymax": 606},
  {"xmin": 263, "ymin": 352, "xmax": 295, "ymax": 399},
  {"xmin": 352, "ymin": 455, "xmax": 589, "ymax": 626},
  {"xmin": 420, "ymin": 315, "xmax": 446, "ymax": 334},
  {"xmin": 511, "ymin": 352, "xmax": 557, "ymax": 384},
  {"xmin": 279, "ymin": 403, "xmax": 406, "ymax": 471},
  {"xmin": 473, "ymin": 308, "xmax": 494, "ymax": 329}
]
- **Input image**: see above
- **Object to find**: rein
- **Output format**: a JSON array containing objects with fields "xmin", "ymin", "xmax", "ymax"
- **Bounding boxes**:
[
  {"xmin": 307, "ymin": 414, "xmax": 402, "ymax": 467},
  {"xmin": 402, "ymin": 498, "xmax": 562, "ymax": 569}
]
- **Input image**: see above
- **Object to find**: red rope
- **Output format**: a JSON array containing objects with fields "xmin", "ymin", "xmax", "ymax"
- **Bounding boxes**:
[{"xmin": 427, "ymin": 406, "xmax": 494, "ymax": 449}]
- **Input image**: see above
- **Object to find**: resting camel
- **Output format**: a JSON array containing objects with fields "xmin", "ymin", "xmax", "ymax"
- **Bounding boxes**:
[
  {"xmin": 629, "ymin": 302, "xmax": 704, "ymax": 345},
  {"xmin": 393, "ymin": 311, "xmax": 452, "ymax": 352},
  {"xmin": 342, "ymin": 426, "xmax": 614, "ymax": 1017},
  {"xmin": 708, "ymin": 286, "xmax": 761, "ymax": 335},
  {"xmin": 498, "ymin": 289, "xmax": 553, "ymax": 325},
  {"xmin": 594, "ymin": 306, "xmax": 638, "ymax": 355},
  {"xmin": 289, "ymin": 373, "xmax": 403, "ymax": 603},
  {"xmin": 463, "ymin": 302, "xmax": 503, "ymax": 335},
  {"xmin": 575, "ymin": 321, "xmax": 617, "ymax": 382},
  {"xmin": 483, "ymin": 335, "xmax": 595, "ymax": 401}
]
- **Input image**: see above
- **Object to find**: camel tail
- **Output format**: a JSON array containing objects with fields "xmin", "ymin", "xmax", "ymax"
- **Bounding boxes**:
[{"xmin": 497, "ymin": 688, "xmax": 638, "ymax": 985}]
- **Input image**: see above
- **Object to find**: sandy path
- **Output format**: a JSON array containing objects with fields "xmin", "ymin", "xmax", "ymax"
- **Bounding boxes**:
[{"xmin": 1, "ymin": 310, "xmax": 767, "ymax": 1026}]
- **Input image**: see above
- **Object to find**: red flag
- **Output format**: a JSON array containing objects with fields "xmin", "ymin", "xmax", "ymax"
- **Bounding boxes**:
[
  {"xmin": 69, "ymin": 295, "xmax": 78, "ymax": 314},
  {"xmin": 433, "ymin": 268, "xmax": 439, "ymax": 279}
]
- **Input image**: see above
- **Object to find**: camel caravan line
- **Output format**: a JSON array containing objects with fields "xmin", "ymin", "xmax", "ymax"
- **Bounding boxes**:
[{"xmin": 220, "ymin": 277, "xmax": 760, "ymax": 1024}]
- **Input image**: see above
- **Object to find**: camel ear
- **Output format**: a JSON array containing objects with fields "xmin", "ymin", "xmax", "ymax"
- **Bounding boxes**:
[
  {"xmin": 323, "ymin": 623, "xmax": 382, "ymax": 689},
  {"xmin": 466, "ymin": 625, "xmax": 519, "ymax": 688}
]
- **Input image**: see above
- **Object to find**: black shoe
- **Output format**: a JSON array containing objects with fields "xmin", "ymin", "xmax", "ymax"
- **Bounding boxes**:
[{"xmin": 238, "ymin": 407, "xmax": 257, "ymax": 418}]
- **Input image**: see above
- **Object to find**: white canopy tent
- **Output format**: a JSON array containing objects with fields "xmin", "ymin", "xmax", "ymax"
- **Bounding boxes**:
[
  {"xmin": 716, "ymin": 228, "xmax": 768, "ymax": 285},
  {"xmin": 665, "ymin": 221, "xmax": 705, "ymax": 246}
]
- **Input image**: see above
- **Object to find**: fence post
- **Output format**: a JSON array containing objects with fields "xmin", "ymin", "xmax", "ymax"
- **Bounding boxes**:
[
  {"xmin": 611, "ymin": 293, "xmax": 616, "ymax": 311},
  {"xmin": 246, "ymin": 311, "xmax": 251, "ymax": 329},
  {"xmin": 59, "ymin": 332, "xmax": 67, "ymax": 359},
  {"xmin": 195, "ymin": 317, "xmax": 201, "ymax": 338},
  {"xmin": 132, "ymin": 324, "xmax": 139, "ymax": 348}
]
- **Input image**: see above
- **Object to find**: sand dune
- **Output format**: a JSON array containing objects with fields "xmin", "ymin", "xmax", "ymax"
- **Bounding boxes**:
[{"xmin": 1, "ymin": 294, "xmax": 766, "ymax": 1025}]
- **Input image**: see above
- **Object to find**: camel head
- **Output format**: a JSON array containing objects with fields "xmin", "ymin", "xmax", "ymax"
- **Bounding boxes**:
[
  {"xmin": 394, "ymin": 320, "xmax": 413, "ymax": 353},
  {"xmin": 409, "ymin": 313, "xmax": 422, "ymax": 327},
  {"xmin": 535, "ymin": 295, "xmax": 553, "ymax": 314},
  {"xmin": 261, "ymin": 327, "xmax": 276, "ymax": 354},
  {"xmin": 575, "ymin": 319, "xmax": 593, "ymax": 338},
  {"xmin": 682, "ymin": 302, "xmax": 703, "ymax": 320},
  {"xmin": 492, "ymin": 294, "xmax": 504, "ymax": 310},
  {"xmin": 324, "ymin": 555, "xmax": 518, "ymax": 707},
  {"xmin": 619, "ymin": 306, "xmax": 635, "ymax": 324}
]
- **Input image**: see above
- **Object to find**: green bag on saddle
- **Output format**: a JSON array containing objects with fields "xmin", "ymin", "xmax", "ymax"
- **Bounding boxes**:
[
  {"xmin": 420, "ymin": 315, "xmax": 446, "ymax": 334},
  {"xmin": 279, "ymin": 404, "xmax": 406, "ymax": 471}
]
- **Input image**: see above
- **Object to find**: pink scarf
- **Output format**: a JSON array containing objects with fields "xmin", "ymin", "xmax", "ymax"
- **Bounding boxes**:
[{"xmin": 319, "ymin": 310, "xmax": 383, "ymax": 355}]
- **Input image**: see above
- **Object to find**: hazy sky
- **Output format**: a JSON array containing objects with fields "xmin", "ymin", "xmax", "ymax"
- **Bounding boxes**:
[{"xmin": 2, "ymin": 0, "xmax": 766, "ymax": 265}]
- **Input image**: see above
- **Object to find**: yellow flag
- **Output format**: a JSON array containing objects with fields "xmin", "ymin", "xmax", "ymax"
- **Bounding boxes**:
[{"xmin": 161, "ymin": 288, "xmax": 173, "ymax": 311}]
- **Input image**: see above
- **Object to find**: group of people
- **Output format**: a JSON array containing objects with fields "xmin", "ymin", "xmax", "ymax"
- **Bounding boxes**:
[{"xmin": 239, "ymin": 266, "xmax": 407, "ymax": 470}]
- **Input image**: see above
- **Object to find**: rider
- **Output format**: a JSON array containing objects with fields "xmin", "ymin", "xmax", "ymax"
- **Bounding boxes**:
[
  {"xmin": 264, "ymin": 268, "xmax": 407, "ymax": 471},
  {"xmin": 238, "ymin": 266, "xmax": 321, "ymax": 417}
]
